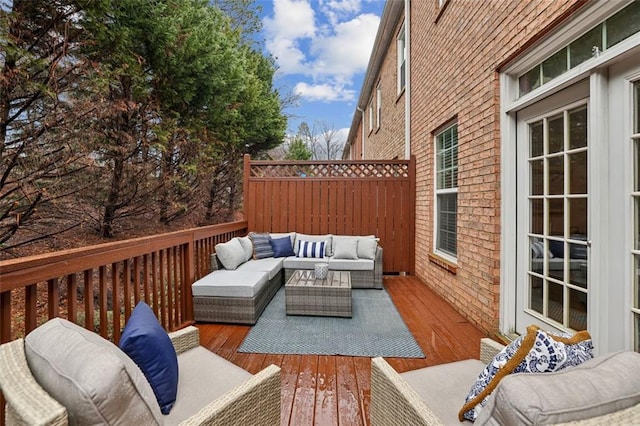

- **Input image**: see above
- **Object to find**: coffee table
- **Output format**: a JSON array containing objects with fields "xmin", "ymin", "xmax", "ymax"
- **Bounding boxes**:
[{"xmin": 285, "ymin": 270, "xmax": 352, "ymax": 317}]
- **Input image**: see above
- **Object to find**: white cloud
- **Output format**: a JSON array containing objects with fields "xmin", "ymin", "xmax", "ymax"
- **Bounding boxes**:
[
  {"xmin": 294, "ymin": 81, "xmax": 356, "ymax": 102},
  {"xmin": 335, "ymin": 127, "xmax": 350, "ymax": 143}
]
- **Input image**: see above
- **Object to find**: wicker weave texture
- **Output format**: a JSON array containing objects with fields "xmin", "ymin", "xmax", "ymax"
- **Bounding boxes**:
[
  {"xmin": 285, "ymin": 270, "xmax": 352, "ymax": 317},
  {"xmin": 169, "ymin": 326, "xmax": 200, "ymax": 355},
  {"xmin": 479, "ymin": 338, "xmax": 505, "ymax": 364},
  {"xmin": 0, "ymin": 339, "xmax": 68, "ymax": 426},
  {"xmin": 370, "ymin": 357, "xmax": 443, "ymax": 426}
]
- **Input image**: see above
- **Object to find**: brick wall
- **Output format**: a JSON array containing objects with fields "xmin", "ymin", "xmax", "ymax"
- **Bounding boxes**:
[
  {"xmin": 407, "ymin": 0, "xmax": 583, "ymax": 336},
  {"xmin": 362, "ymin": 17, "xmax": 407, "ymax": 160}
]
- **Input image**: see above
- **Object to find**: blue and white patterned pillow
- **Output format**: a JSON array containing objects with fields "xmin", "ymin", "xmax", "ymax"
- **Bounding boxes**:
[
  {"xmin": 249, "ymin": 232, "xmax": 274, "ymax": 259},
  {"xmin": 459, "ymin": 325, "xmax": 593, "ymax": 422},
  {"xmin": 296, "ymin": 240, "xmax": 326, "ymax": 258}
]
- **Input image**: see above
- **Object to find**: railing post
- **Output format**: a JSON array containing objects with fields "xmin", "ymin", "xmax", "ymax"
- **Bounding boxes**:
[
  {"xmin": 182, "ymin": 237, "xmax": 195, "ymax": 324},
  {"xmin": 1, "ymin": 291, "xmax": 10, "ymax": 343},
  {"xmin": 243, "ymin": 154, "xmax": 250, "ymax": 223}
]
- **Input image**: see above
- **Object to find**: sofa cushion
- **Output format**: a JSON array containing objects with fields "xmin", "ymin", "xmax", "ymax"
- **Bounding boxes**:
[
  {"xmin": 164, "ymin": 346, "xmax": 252, "ymax": 424},
  {"xmin": 460, "ymin": 325, "xmax": 594, "ymax": 422},
  {"xmin": 328, "ymin": 258, "xmax": 374, "ymax": 271},
  {"xmin": 295, "ymin": 233, "xmax": 333, "ymax": 256},
  {"xmin": 215, "ymin": 238, "xmax": 247, "ymax": 270},
  {"xmin": 270, "ymin": 236, "xmax": 295, "ymax": 257},
  {"xmin": 237, "ymin": 257, "xmax": 284, "ymax": 280},
  {"xmin": 297, "ymin": 240, "xmax": 327, "ymax": 258},
  {"xmin": 237, "ymin": 236, "xmax": 254, "ymax": 262},
  {"xmin": 333, "ymin": 237, "xmax": 359, "ymax": 259},
  {"xmin": 401, "ymin": 359, "xmax": 486, "ymax": 426},
  {"xmin": 24, "ymin": 318, "xmax": 162, "ymax": 425},
  {"xmin": 192, "ymin": 270, "xmax": 269, "ymax": 298},
  {"xmin": 283, "ymin": 256, "xmax": 323, "ymax": 270},
  {"xmin": 249, "ymin": 232, "xmax": 274, "ymax": 259},
  {"xmin": 475, "ymin": 351, "xmax": 640, "ymax": 425},
  {"xmin": 119, "ymin": 302, "xmax": 178, "ymax": 414}
]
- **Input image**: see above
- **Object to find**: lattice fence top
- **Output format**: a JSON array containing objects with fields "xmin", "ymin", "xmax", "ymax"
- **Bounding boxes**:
[{"xmin": 250, "ymin": 162, "xmax": 410, "ymax": 179}]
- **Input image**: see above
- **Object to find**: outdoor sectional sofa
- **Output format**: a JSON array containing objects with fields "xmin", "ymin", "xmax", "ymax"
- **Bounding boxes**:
[{"xmin": 192, "ymin": 232, "xmax": 383, "ymax": 325}]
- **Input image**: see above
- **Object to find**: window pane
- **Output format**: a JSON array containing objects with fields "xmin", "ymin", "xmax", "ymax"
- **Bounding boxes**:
[
  {"xmin": 569, "ymin": 197, "xmax": 588, "ymax": 239},
  {"xmin": 437, "ymin": 193, "xmax": 457, "ymax": 256},
  {"xmin": 530, "ymin": 159, "xmax": 543, "ymax": 195},
  {"xmin": 569, "ymin": 151, "xmax": 588, "ymax": 194},
  {"xmin": 548, "ymin": 198, "xmax": 564, "ymax": 237},
  {"xmin": 548, "ymin": 156, "xmax": 564, "ymax": 195},
  {"xmin": 531, "ymin": 198, "xmax": 543, "ymax": 234},
  {"xmin": 636, "ymin": 197, "xmax": 640, "ymax": 250},
  {"xmin": 548, "ymin": 281, "xmax": 564, "ymax": 323},
  {"xmin": 530, "ymin": 121, "xmax": 543, "ymax": 157},
  {"xmin": 606, "ymin": 1, "xmax": 640, "ymax": 48},
  {"xmin": 548, "ymin": 254, "xmax": 565, "ymax": 282},
  {"xmin": 569, "ymin": 107, "xmax": 588, "ymax": 150},
  {"xmin": 542, "ymin": 48, "xmax": 568, "ymax": 84},
  {"xmin": 635, "ymin": 82, "xmax": 640, "ymax": 133},
  {"xmin": 548, "ymin": 115, "xmax": 564, "ymax": 154},
  {"xmin": 530, "ymin": 237, "xmax": 544, "ymax": 274},
  {"xmin": 529, "ymin": 275, "xmax": 543, "ymax": 315},
  {"xmin": 569, "ymin": 288, "xmax": 587, "ymax": 331},
  {"xmin": 636, "ymin": 140, "xmax": 640, "ymax": 192},
  {"xmin": 569, "ymin": 25, "xmax": 602, "ymax": 68},
  {"xmin": 635, "ymin": 255, "xmax": 640, "ymax": 309},
  {"xmin": 519, "ymin": 66, "xmax": 541, "ymax": 95},
  {"xmin": 635, "ymin": 314, "xmax": 640, "ymax": 353}
]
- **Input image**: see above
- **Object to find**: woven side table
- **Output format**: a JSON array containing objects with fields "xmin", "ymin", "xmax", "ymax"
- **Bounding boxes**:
[{"xmin": 285, "ymin": 270, "xmax": 352, "ymax": 317}]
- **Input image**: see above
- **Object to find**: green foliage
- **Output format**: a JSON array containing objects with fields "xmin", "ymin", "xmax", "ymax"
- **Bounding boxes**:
[{"xmin": 285, "ymin": 138, "xmax": 313, "ymax": 160}]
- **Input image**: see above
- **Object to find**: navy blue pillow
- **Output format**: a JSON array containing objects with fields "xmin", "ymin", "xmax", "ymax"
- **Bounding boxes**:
[
  {"xmin": 270, "ymin": 236, "xmax": 295, "ymax": 257},
  {"xmin": 119, "ymin": 302, "xmax": 178, "ymax": 415}
]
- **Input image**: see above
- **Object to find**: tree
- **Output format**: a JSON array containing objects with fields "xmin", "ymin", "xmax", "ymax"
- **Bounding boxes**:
[
  {"xmin": 285, "ymin": 137, "xmax": 313, "ymax": 160},
  {"xmin": 296, "ymin": 120, "xmax": 343, "ymax": 160}
]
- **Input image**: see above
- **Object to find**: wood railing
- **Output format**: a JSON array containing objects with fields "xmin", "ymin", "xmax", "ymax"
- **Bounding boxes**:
[{"xmin": 0, "ymin": 221, "xmax": 248, "ymax": 344}]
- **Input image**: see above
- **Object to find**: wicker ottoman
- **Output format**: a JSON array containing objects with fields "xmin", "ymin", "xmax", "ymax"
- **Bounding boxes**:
[{"xmin": 285, "ymin": 270, "xmax": 352, "ymax": 317}]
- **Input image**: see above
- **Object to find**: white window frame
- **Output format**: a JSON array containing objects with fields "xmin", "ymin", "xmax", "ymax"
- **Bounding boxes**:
[
  {"xmin": 397, "ymin": 23, "xmax": 406, "ymax": 94},
  {"xmin": 368, "ymin": 103, "xmax": 373, "ymax": 133},
  {"xmin": 376, "ymin": 83, "xmax": 382, "ymax": 130},
  {"xmin": 434, "ymin": 123, "xmax": 458, "ymax": 261},
  {"xmin": 500, "ymin": 0, "xmax": 640, "ymax": 352}
]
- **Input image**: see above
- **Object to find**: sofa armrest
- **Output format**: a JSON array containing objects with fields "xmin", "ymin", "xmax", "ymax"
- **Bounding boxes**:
[
  {"xmin": 370, "ymin": 357, "xmax": 443, "ymax": 426},
  {"xmin": 179, "ymin": 364, "xmax": 281, "ymax": 426},
  {"xmin": 169, "ymin": 326, "xmax": 200, "ymax": 355},
  {"xmin": 0, "ymin": 339, "xmax": 68, "ymax": 426},
  {"xmin": 374, "ymin": 245, "xmax": 383, "ymax": 287},
  {"xmin": 479, "ymin": 338, "xmax": 505, "ymax": 364}
]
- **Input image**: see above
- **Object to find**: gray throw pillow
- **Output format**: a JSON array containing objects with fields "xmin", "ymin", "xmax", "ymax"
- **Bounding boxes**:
[
  {"xmin": 24, "ymin": 318, "xmax": 163, "ymax": 425},
  {"xmin": 357, "ymin": 236, "xmax": 378, "ymax": 260},
  {"xmin": 249, "ymin": 232, "xmax": 274, "ymax": 259},
  {"xmin": 215, "ymin": 238, "xmax": 247, "ymax": 269},
  {"xmin": 475, "ymin": 351, "xmax": 640, "ymax": 425},
  {"xmin": 237, "ymin": 236, "xmax": 254, "ymax": 262},
  {"xmin": 333, "ymin": 238, "xmax": 359, "ymax": 259}
]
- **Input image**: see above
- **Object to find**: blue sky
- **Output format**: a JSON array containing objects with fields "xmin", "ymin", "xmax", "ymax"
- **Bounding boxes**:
[{"xmin": 257, "ymin": 0, "xmax": 385, "ymax": 142}]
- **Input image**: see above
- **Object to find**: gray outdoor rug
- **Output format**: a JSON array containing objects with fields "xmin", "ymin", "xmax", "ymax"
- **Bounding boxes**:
[{"xmin": 238, "ymin": 287, "xmax": 425, "ymax": 358}]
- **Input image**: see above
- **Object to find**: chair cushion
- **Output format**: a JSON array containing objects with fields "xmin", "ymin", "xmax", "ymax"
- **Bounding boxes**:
[
  {"xmin": 164, "ymin": 346, "xmax": 252, "ymax": 424},
  {"xmin": 237, "ymin": 257, "xmax": 284, "ymax": 280},
  {"xmin": 333, "ymin": 237, "xmax": 359, "ymax": 259},
  {"xmin": 297, "ymin": 240, "xmax": 327, "ymax": 258},
  {"xmin": 249, "ymin": 232, "xmax": 274, "ymax": 259},
  {"xmin": 460, "ymin": 325, "xmax": 594, "ymax": 421},
  {"xmin": 215, "ymin": 238, "xmax": 247, "ymax": 270},
  {"xmin": 191, "ymin": 270, "xmax": 269, "ymax": 298},
  {"xmin": 283, "ymin": 256, "xmax": 323, "ymax": 269},
  {"xmin": 24, "ymin": 318, "xmax": 162, "ymax": 425},
  {"xmin": 270, "ymin": 236, "xmax": 295, "ymax": 257},
  {"xmin": 119, "ymin": 302, "xmax": 179, "ymax": 414},
  {"xmin": 476, "ymin": 351, "xmax": 640, "ymax": 425}
]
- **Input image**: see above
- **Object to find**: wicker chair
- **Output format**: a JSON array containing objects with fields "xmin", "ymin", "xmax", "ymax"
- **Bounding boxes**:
[
  {"xmin": 371, "ymin": 338, "xmax": 640, "ymax": 425},
  {"xmin": 0, "ymin": 326, "xmax": 281, "ymax": 426}
]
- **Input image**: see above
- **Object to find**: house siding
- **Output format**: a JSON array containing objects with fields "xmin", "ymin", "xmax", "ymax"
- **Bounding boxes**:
[{"xmin": 351, "ymin": 0, "xmax": 585, "ymax": 337}]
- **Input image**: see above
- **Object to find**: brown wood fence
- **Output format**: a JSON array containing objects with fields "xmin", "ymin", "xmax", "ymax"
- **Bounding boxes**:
[{"xmin": 243, "ymin": 155, "xmax": 416, "ymax": 274}]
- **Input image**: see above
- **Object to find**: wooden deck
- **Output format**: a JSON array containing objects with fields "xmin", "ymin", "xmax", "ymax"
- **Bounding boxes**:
[{"xmin": 196, "ymin": 275, "xmax": 486, "ymax": 426}]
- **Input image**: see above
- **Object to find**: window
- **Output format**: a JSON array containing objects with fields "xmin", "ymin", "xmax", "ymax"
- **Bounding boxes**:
[
  {"xmin": 376, "ymin": 83, "xmax": 382, "ymax": 129},
  {"xmin": 397, "ymin": 24, "xmax": 406, "ymax": 93},
  {"xmin": 435, "ymin": 124, "xmax": 458, "ymax": 258},
  {"xmin": 633, "ymin": 81, "xmax": 640, "ymax": 351},
  {"xmin": 368, "ymin": 103, "xmax": 373, "ymax": 133},
  {"xmin": 519, "ymin": 1, "xmax": 640, "ymax": 96}
]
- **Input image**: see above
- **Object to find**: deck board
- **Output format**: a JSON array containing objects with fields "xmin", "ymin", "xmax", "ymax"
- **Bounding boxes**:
[{"xmin": 196, "ymin": 275, "xmax": 486, "ymax": 425}]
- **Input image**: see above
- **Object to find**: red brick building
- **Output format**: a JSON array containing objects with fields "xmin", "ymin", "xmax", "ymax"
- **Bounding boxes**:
[{"xmin": 345, "ymin": 0, "xmax": 640, "ymax": 354}]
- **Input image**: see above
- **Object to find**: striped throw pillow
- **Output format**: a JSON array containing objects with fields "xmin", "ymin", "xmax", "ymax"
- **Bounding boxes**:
[
  {"xmin": 249, "ymin": 232, "xmax": 274, "ymax": 259},
  {"xmin": 296, "ymin": 240, "xmax": 327, "ymax": 258}
]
